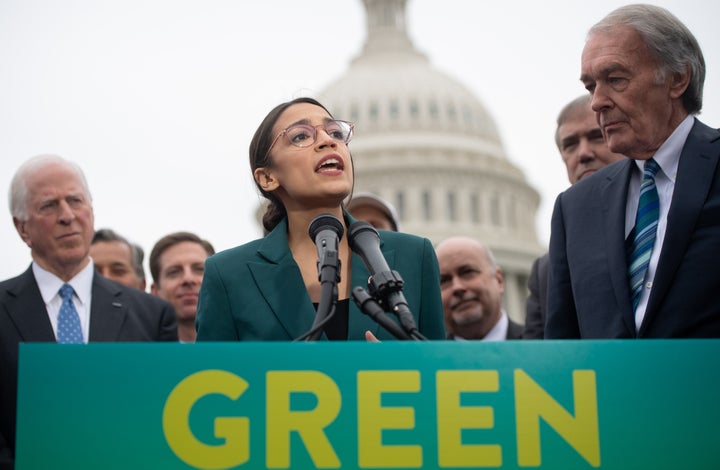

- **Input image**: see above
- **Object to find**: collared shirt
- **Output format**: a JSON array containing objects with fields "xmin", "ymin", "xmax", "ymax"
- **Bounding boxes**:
[
  {"xmin": 482, "ymin": 309, "xmax": 509, "ymax": 341},
  {"xmin": 452, "ymin": 310, "xmax": 510, "ymax": 341},
  {"xmin": 33, "ymin": 259, "xmax": 95, "ymax": 343},
  {"xmin": 624, "ymin": 115, "xmax": 693, "ymax": 330}
]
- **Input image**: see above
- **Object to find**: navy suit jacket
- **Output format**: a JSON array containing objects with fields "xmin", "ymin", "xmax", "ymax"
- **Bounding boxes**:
[
  {"xmin": 0, "ymin": 267, "xmax": 178, "ymax": 468},
  {"xmin": 196, "ymin": 214, "xmax": 446, "ymax": 342},
  {"xmin": 547, "ymin": 118, "xmax": 720, "ymax": 338},
  {"xmin": 523, "ymin": 252, "xmax": 548, "ymax": 339}
]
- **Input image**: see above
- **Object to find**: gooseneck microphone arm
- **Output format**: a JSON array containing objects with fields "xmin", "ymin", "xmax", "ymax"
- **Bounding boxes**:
[
  {"xmin": 348, "ymin": 221, "xmax": 427, "ymax": 341},
  {"xmin": 296, "ymin": 213, "xmax": 344, "ymax": 342}
]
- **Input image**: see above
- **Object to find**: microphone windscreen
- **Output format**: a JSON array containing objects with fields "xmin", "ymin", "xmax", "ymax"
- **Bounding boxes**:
[{"xmin": 309, "ymin": 213, "xmax": 344, "ymax": 242}]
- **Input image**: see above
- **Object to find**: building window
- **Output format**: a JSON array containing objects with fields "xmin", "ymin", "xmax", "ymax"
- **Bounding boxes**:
[
  {"xmin": 389, "ymin": 100, "xmax": 399, "ymax": 120},
  {"xmin": 447, "ymin": 191, "xmax": 456, "ymax": 222},
  {"xmin": 463, "ymin": 107, "xmax": 473, "ymax": 128},
  {"xmin": 429, "ymin": 101, "xmax": 439, "ymax": 121},
  {"xmin": 409, "ymin": 100, "xmax": 419, "ymax": 120},
  {"xmin": 395, "ymin": 191, "xmax": 405, "ymax": 220},
  {"xmin": 369, "ymin": 102, "xmax": 379, "ymax": 121},
  {"xmin": 470, "ymin": 193, "xmax": 480, "ymax": 223},
  {"xmin": 350, "ymin": 104, "xmax": 360, "ymax": 123},
  {"xmin": 508, "ymin": 197, "xmax": 517, "ymax": 229},
  {"xmin": 447, "ymin": 102, "xmax": 457, "ymax": 122},
  {"xmin": 422, "ymin": 190, "xmax": 432, "ymax": 221},
  {"xmin": 490, "ymin": 194, "xmax": 501, "ymax": 227}
]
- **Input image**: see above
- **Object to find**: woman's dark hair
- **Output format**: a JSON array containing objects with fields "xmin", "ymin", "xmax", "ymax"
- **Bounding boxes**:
[{"xmin": 249, "ymin": 97, "xmax": 334, "ymax": 233}]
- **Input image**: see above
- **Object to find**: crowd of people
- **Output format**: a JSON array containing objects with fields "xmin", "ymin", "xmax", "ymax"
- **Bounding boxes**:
[{"xmin": 1, "ymin": 4, "xmax": 719, "ymax": 468}]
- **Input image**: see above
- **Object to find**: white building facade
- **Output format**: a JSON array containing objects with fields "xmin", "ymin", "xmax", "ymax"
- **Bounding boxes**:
[{"xmin": 320, "ymin": 0, "xmax": 544, "ymax": 324}]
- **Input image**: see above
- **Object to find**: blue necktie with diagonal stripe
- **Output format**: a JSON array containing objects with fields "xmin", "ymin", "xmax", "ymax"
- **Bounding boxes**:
[
  {"xmin": 628, "ymin": 158, "xmax": 660, "ymax": 313},
  {"xmin": 57, "ymin": 283, "xmax": 83, "ymax": 343}
]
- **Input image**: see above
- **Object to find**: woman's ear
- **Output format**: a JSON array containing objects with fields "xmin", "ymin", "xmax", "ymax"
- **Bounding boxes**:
[{"xmin": 254, "ymin": 167, "xmax": 279, "ymax": 192}]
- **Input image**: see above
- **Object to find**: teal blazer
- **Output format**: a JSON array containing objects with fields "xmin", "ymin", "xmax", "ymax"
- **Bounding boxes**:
[{"xmin": 196, "ymin": 214, "xmax": 445, "ymax": 341}]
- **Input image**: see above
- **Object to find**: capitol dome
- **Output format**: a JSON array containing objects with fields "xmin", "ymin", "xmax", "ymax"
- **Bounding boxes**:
[{"xmin": 320, "ymin": 0, "xmax": 544, "ymax": 322}]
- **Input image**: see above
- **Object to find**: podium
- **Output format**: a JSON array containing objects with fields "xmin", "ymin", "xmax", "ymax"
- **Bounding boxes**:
[{"xmin": 15, "ymin": 340, "xmax": 720, "ymax": 469}]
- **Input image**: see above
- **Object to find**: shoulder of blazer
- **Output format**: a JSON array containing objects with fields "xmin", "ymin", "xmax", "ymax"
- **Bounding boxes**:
[
  {"xmin": 0, "ymin": 266, "xmax": 56, "ymax": 341},
  {"xmin": 690, "ymin": 117, "xmax": 720, "ymax": 143},
  {"xmin": 0, "ymin": 265, "xmax": 37, "ymax": 298},
  {"xmin": 90, "ymin": 273, "xmax": 174, "ymax": 315}
]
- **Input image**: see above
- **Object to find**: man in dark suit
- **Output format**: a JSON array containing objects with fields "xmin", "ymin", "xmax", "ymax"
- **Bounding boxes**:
[
  {"xmin": 546, "ymin": 5, "xmax": 720, "ymax": 338},
  {"xmin": 436, "ymin": 237, "xmax": 522, "ymax": 340},
  {"xmin": 0, "ymin": 155, "xmax": 177, "ymax": 469},
  {"xmin": 523, "ymin": 95, "xmax": 624, "ymax": 339}
]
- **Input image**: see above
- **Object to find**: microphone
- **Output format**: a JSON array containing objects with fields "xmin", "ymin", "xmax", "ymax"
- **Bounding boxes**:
[
  {"xmin": 303, "ymin": 213, "xmax": 344, "ymax": 341},
  {"xmin": 309, "ymin": 214, "xmax": 344, "ymax": 284},
  {"xmin": 348, "ymin": 221, "xmax": 426, "ymax": 340}
]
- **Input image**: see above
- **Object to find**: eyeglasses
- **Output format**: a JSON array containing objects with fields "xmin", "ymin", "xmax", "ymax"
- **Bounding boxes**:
[{"xmin": 266, "ymin": 120, "xmax": 355, "ymax": 158}]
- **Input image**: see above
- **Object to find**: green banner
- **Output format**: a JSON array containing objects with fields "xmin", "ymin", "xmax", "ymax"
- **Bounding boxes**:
[{"xmin": 16, "ymin": 340, "xmax": 720, "ymax": 469}]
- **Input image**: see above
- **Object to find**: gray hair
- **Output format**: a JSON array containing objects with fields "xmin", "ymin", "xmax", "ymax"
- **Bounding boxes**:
[
  {"xmin": 92, "ymin": 228, "xmax": 146, "ymax": 282},
  {"xmin": 9, "ymin": 154, "xmax": 92, "ymax": 221},
  {"xmin": 589, "ymin": 4, "xmax": 705, "ymax": 115},
  {"xmin": 555, "ymin": 95, "xmax": 593, "ymax": 149}
]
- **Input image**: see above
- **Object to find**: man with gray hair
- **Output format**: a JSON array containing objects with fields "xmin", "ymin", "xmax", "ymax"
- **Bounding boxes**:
[
  {"xmin": 0, "ymin": 155, "xmax": 177, "ymax": 468},
  {"xmin": 523, "ymin": 94, "xmax": 624, "ymax": 339},
  {"xmin": 547, "ymin": 5, "xmax": 720, "ymax": 338}
]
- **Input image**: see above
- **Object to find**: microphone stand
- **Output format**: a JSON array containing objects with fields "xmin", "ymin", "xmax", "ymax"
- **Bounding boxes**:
[
  {"xmin": 296, "ymin": 213, "xmax": 344, "ymax": 342},
  {"xmin": 300, "ymin": 249, "xmax": 341, "ymax": 342}
]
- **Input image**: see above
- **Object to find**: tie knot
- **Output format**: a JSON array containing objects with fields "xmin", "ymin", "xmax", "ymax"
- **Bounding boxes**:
[
  {"xmin": 643, "ymin": 158, "xmax": 660, "ymax": 178},
  {"xmin": 59, "ymin": 284, "xmax": 75, "ymax": 301}
]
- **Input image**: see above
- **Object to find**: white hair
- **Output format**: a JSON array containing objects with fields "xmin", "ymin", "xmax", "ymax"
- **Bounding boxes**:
[{"xmin": 9, "ymin": 154, "xmax": 92, "ymax": 221}]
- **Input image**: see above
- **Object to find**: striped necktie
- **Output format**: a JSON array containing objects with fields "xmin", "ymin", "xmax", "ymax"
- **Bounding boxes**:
[
  {"xmin": 627, "ymin": 158, "xmax": 660, "ymax": 312},
  {"xmin": 57, "ymin": 283, "xmax": 83, "ymax": 343}
]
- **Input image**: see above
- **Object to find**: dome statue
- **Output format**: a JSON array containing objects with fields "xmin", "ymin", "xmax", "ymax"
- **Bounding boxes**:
[{"xmin": 319, "ymin": 0, "xmax": 544, "ymax": 324}]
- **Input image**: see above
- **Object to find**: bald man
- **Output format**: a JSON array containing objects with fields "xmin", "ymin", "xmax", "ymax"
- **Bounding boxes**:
[{"xmin": 436, "ymin": 237, "xmax": 522, "ymax": 340}]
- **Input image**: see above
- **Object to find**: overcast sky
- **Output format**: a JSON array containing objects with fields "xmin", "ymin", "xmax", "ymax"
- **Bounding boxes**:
[{"xmin": 1, "ymin": 0, "xmax": 718, "ymax": 282}]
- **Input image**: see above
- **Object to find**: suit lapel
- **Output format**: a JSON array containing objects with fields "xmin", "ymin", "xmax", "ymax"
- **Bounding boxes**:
[
  {"xmin": 251, "ymin": 219, "xmax": 317, "ymax": 340},
  {"xmin": 248, "ymin": 214, "xmax": 399, "ymax": 340},
  {"xmin": 88, "ymin": 274, "xmax": 129, "ymax": 341},
  {"xmin": 600, "ymin": 160, "xmax": 636, "ymax": 334},
  {"xmin": 642, "ymin": 120, "xmax": 720, "ymax": 333},
  {"xmin": 3, "ymin": 267, "xmax": 55, "ymax": 341}
]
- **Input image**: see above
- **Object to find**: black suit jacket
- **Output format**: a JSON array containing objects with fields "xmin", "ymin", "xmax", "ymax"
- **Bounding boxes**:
[
  {"xmin": 506, "ymin": 318, "xmax": 524, "ymax": 340},
  {"xmin": 547, "ymin": 118, "xmax": 720, "ymax": 338},
  {"xmin": 523, "ymin": 253, "xmax": 548, "ymax": 339},
  {"xmin": 0, "ymin": 266, "xmax": 178, "ymax": 468}
]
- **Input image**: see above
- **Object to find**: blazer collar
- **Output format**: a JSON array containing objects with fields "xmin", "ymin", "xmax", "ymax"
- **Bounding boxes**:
[
  {"xmin": 88, "ymin": 274, "xmax": 131, "ymax": 341},
  {"xmin": 250, "ymin": 213, "xmax": 390, "ymax": 340}
]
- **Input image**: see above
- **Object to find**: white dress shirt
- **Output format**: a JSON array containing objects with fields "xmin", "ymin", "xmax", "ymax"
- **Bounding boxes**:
[
  {"xmin": 453, "ymin": 309, "xmax": 510, "ymax": 341},
  {"xmin": 33, "ymin": 259, "xmax": 95, "ymax": 343},
  {"xmin": 624, "ymin": 115, "xmax": 693, "ymax": 330}
]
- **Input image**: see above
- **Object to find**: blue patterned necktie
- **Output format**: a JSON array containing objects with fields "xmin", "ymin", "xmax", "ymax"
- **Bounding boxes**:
[
  {"xmin": 57, "ymin": 284, "xmax": 83, "ymax": 344},
  {"xmin": 627, "ymin": 159, "xmax": 660, "ymax": 312}
]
